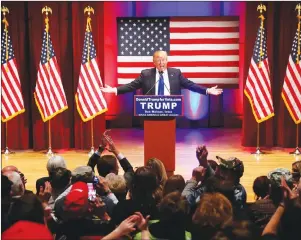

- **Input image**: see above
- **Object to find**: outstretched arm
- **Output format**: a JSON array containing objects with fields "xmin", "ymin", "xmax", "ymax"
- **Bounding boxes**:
[
  {"xmin": 101, "ymin": 73, "xmax": 143, "ymax": 95},
  {"xmin": 179, "ymin": 70, "xmax": 223, "ymax": 95}
]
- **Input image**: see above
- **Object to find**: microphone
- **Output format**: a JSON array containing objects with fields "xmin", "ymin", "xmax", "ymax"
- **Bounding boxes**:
[
  {"xmin": 144, "ymin": 71, "xmax": 171, "ymax": 95},
  {"xmin": 144, "ymin": 71, "xmax": 164, "ymax": 95}
]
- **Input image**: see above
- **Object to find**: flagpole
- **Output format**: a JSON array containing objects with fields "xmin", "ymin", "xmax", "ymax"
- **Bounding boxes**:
[
  {"xmin": 85, "ymin": 6, "xmax": 95, "ymax": 156},
  {"xmin": 1, "ymin": 7, "xmax": 14, "ymax": 155},
  {"xmin": 88, "ymin": 119, "xmax": 95, "ymax": 156},
  {"xmin": 251, "ymin": 4, "xmax": 267, "ymax": 155},
  {"xmin": 42, "ymin": 6, "xmax": 54, "ymax": 156},
  {"xmin": 290, "ymin": 123, "xmax": 301, "ymax": 155}
]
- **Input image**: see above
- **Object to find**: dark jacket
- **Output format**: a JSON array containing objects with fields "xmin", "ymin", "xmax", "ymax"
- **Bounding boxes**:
[{"xmin": 117, "ymin": 67, "xmax": 207, "ymax": 95}]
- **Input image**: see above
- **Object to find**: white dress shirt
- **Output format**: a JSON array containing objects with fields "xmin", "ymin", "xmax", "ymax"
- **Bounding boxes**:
[{"xmin": 155, "ymin": 69, "xmax": 170, "ymax": 95}]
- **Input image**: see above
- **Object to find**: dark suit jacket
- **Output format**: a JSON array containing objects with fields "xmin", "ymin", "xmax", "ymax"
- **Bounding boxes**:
[{"xmin": 117, "ymin": 67, "xmax": 207, "ymax": 95}]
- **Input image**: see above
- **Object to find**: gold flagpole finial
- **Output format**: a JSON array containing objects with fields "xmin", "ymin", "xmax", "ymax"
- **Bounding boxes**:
[
  {"xmin": 296, "ymin": 4, "xmax": 301, "ymax": 17},
  {"xmin": 257, "ymin": 4, "xmax": 266, "ymax": 14},
  {"xmin": 84, "ymin": 6, "xmax": 94, "ymax": 16},
  {"xmin": 1, "ymin": 6, "xmax": 9, "ymax": 17},
  {"xmin": 2, "ymin": 6, "xmax": 9, "ymax": 28},
  {"xmin": 42, "ymin": 6, "xmax": 52, "ymax": 16}
]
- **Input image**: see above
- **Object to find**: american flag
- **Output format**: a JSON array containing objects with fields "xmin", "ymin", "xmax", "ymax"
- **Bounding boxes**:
[
  {"xmin": 117, "ymin": 17, "xmax": 239, "ymax": 86},
  {"xmin": 281, "ymin": 30, "xmax": 301, "ymax": 124},
  {"xmin": 75, "ymin": 31, "xmax": 107, "ymax": 122},
  {"xmin": 34, "ymin": 30, "xmax": 68, "ymax": 122},
  {"xmin": 244, "ymin": 25, "xmax": 274, "ymax": 123},
  {"xmin": 1, "ymin": 28, "xmax": 25, "ymax": 122}
]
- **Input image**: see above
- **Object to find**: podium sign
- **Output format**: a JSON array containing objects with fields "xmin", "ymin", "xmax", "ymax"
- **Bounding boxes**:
[{"xmin": 134, "ymin": 95, "xmax": 183, "ymax": 117}]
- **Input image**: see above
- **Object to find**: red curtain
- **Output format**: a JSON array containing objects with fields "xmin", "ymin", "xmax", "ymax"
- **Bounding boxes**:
[
  {"xmin": 242, "ymin": 2, "xmax": 301, "ymax": 147},
  {"xmin": 1, "ymin": 2, "xmax": 105, "ymax": 150}
]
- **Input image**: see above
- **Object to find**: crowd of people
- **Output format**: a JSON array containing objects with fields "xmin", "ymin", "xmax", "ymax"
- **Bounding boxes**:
[{"xmin": 1, "ymin": 132, "xmax": 301, "ymax": 240}]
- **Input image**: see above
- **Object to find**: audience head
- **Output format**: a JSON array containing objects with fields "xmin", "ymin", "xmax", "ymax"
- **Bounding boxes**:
[
  {"xmin": 130, "ymin": 166, "xmax": 158, "ymax": 201},
  {"xmin": 2, "ymin": 166, "xmax": 27, "ymax": 188},
  {"xmin": 192, "ymin": 192, "xmax": 233, "ymax": 239},
  {"xmin": 96, "ymin": 155, "xmax": 119, "ymax": 177},
  {"xmin": 71, "ymin": 166, "xmax": 94, "ymax": 183},
  {"xmin": 210, "ymin": 220, "xmax": 258, "ymax": 240},
  {"xmin": 216, "ymin": 156, "xmax": 244, "ymax": 184},
  {"xmin": 3, "ymin": 171, "xmax": 25, "ymax": 197},
  {"xmin": 252, "ymin": 176, "xmax": 271, "ymax": 200},
  {"xmin": 2, "ymin": 221, "xmax": 53, "ymax": 240},
  {"xmin": 146, "ymin": 157, "xmax": 168, "ymax": 187},
  {"xmin": 46, "ymin": 155, "xmax": 67, "ymax": 173},
  {"xmin": 268, "ymin": 168, "xmax": 293, "ymax": 205},
  {"xmin": 8, "ymin": 193, "xmax": 44, "ymax": 225},
  {"xmin": 208, "ymin": 160, "xmax": 218, "ymax": 171},
  {"xmin": 54, "ymin": 181, "xmax": 89, "ymax": 221},
  {"xmin": 159, "ymin": 192, "xmax": 190, "ymax": 224},
  {"xmin": 49, "ymin": 167, "xmax": 71, "ymax": 190},
  {"xmin": 292, "ymin": 160, "xmax": 301, "ymax": 184},
  {"xmin": 2, "ymin": 165, "xmax": 19, "ymax": 173},
  {"xmin": 105, "ymin": 173, "xmax": 127, "ymax": 201},
  {"xmin": 163, "ymin": 174, "xmax": 185, "ymax": 196},
  {"xmin": 2, "ymin": 174, "xmax": 13, "ymax": 199}
]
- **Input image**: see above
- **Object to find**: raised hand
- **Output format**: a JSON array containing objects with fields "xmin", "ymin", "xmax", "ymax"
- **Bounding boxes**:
[
  {"xmin": 196, "ymin": 145, "xmax": 208, "ymax": 168},
  {"xmin": 103, "ymin": 130, "xmax": 120, "ymax": 155},
  {"xmin": 207, "ymin": 85, "xmax": 223, "ymax": 95},
  {"xmin": 38, "ymin": 181, "xmax": 52, "ymax": 203},
  {"xmin": 100, "ymin": 84, "xmax": 116, "ymax": 94}
]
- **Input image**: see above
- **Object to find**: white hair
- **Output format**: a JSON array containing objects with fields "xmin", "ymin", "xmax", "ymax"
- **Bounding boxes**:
[
  {"xmin": 3, "ymin": 171, "xmax": 24, "ymax": 197},
  {"xmin": 47, "ymin": 155, "xmax": 67, "ymax": 172},
  {"xmin": 105, "ymin": 173, "xmax": 126, "ymax": 193}
]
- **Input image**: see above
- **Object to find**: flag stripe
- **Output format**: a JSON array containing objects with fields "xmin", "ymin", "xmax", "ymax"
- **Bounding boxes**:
[
  {"xmin": 2, "ymin": 66, "xmax": 23, "ymax": 110},
  {"xmin": 171, "ymin": 27, "xmax": 239, "ymax": 33},
  {"xmin": 170, "ymin": 38, "xmax": 239, "ymax": 44},
  {"xmin": 118, "ymin": 61, "xmax": 239, "ymax": 67}
]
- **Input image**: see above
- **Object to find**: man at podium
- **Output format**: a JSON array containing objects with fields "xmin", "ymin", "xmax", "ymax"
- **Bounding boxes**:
[{"xmin": 100, "ymin": 50, "xmax": 223, "ymax": 96}]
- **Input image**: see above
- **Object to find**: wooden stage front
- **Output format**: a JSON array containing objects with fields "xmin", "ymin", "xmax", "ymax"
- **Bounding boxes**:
[{"xmin": 2, "ymin": 128, "xmax": 300, "ymax": 202}]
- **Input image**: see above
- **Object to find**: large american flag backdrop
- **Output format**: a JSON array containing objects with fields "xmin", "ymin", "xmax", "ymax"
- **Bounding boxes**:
[
  {"xmin": 281, "ymin": 29, "xmax": 301, "ymax": 124},
  {"xmin": 117, "ymin": 17, "xmax": 239, "ymax": 86},
  {"xmin": 34, "ymin": 30, "xmax": 68, "ymax": 122},
  {"xmin": 1, "ymin": 29, "xmax": 25, "ymax": 122},
  {"xmin": 244, "ymin": 25, "xmax": 274, "ymax": 123}
]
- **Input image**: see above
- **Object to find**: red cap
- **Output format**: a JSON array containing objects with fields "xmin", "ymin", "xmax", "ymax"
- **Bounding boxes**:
[
  {"xmin": 64, "ymin": 181, "xmax": 88, "ymax": 213},
  {"xmin": 2, "ymin": 221, "xmax": 53, "ymax": 239}
]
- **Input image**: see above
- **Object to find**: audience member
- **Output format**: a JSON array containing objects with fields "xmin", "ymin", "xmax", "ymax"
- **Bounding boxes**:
[{"xmin": 163, "ymin": 174, "xmax": 185, "ymax": 196}]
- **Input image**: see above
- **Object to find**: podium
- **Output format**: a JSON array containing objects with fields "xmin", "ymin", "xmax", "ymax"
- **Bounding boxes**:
[{"xmin": 134, "ymin": 95, "xmax": 183, "ymax": 176}]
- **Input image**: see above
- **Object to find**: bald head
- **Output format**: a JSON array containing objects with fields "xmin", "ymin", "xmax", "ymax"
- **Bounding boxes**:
[
  {"xmin": 153, "ymin": 51, "xmax": 168, "ymax": 72},
  {"xmin": 3, "ymin": 171, "xmax": 25, "ymax": 197},
  {"xmin": 2, "ymin": 165, "xmax": 19, "ymax": 174}
]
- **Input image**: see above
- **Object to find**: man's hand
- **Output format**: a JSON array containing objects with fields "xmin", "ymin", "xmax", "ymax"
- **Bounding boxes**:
[
  {"xmin": 207, "ymin": 85, "xmax": 223, "ymax": 95},
  {"xmin": 100, "ymin": 84, "xmax": 116, "ymax": 94},
  {"xmin": 95, "ymin": 176, "xmax": 111, "ymax": 194},
  {"xmin": 38, "ymin": 181, "xmax": 52, "ymax": 203},
  {"xmin": 192, "ymin": 166, "xmax": 206, "ymax": 182},
  {"xmin": 103, "ymin": 131, "xmax": 120, "ymax": 155},
  {"xmin": 196, "ymin": 145, "xmax": 208, "ymax": 168}
]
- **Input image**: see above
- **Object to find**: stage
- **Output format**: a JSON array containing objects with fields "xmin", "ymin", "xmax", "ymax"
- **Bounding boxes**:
[{"xmin": 2, "ymin": 128, "xmax": 300, "ymax": 202}]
